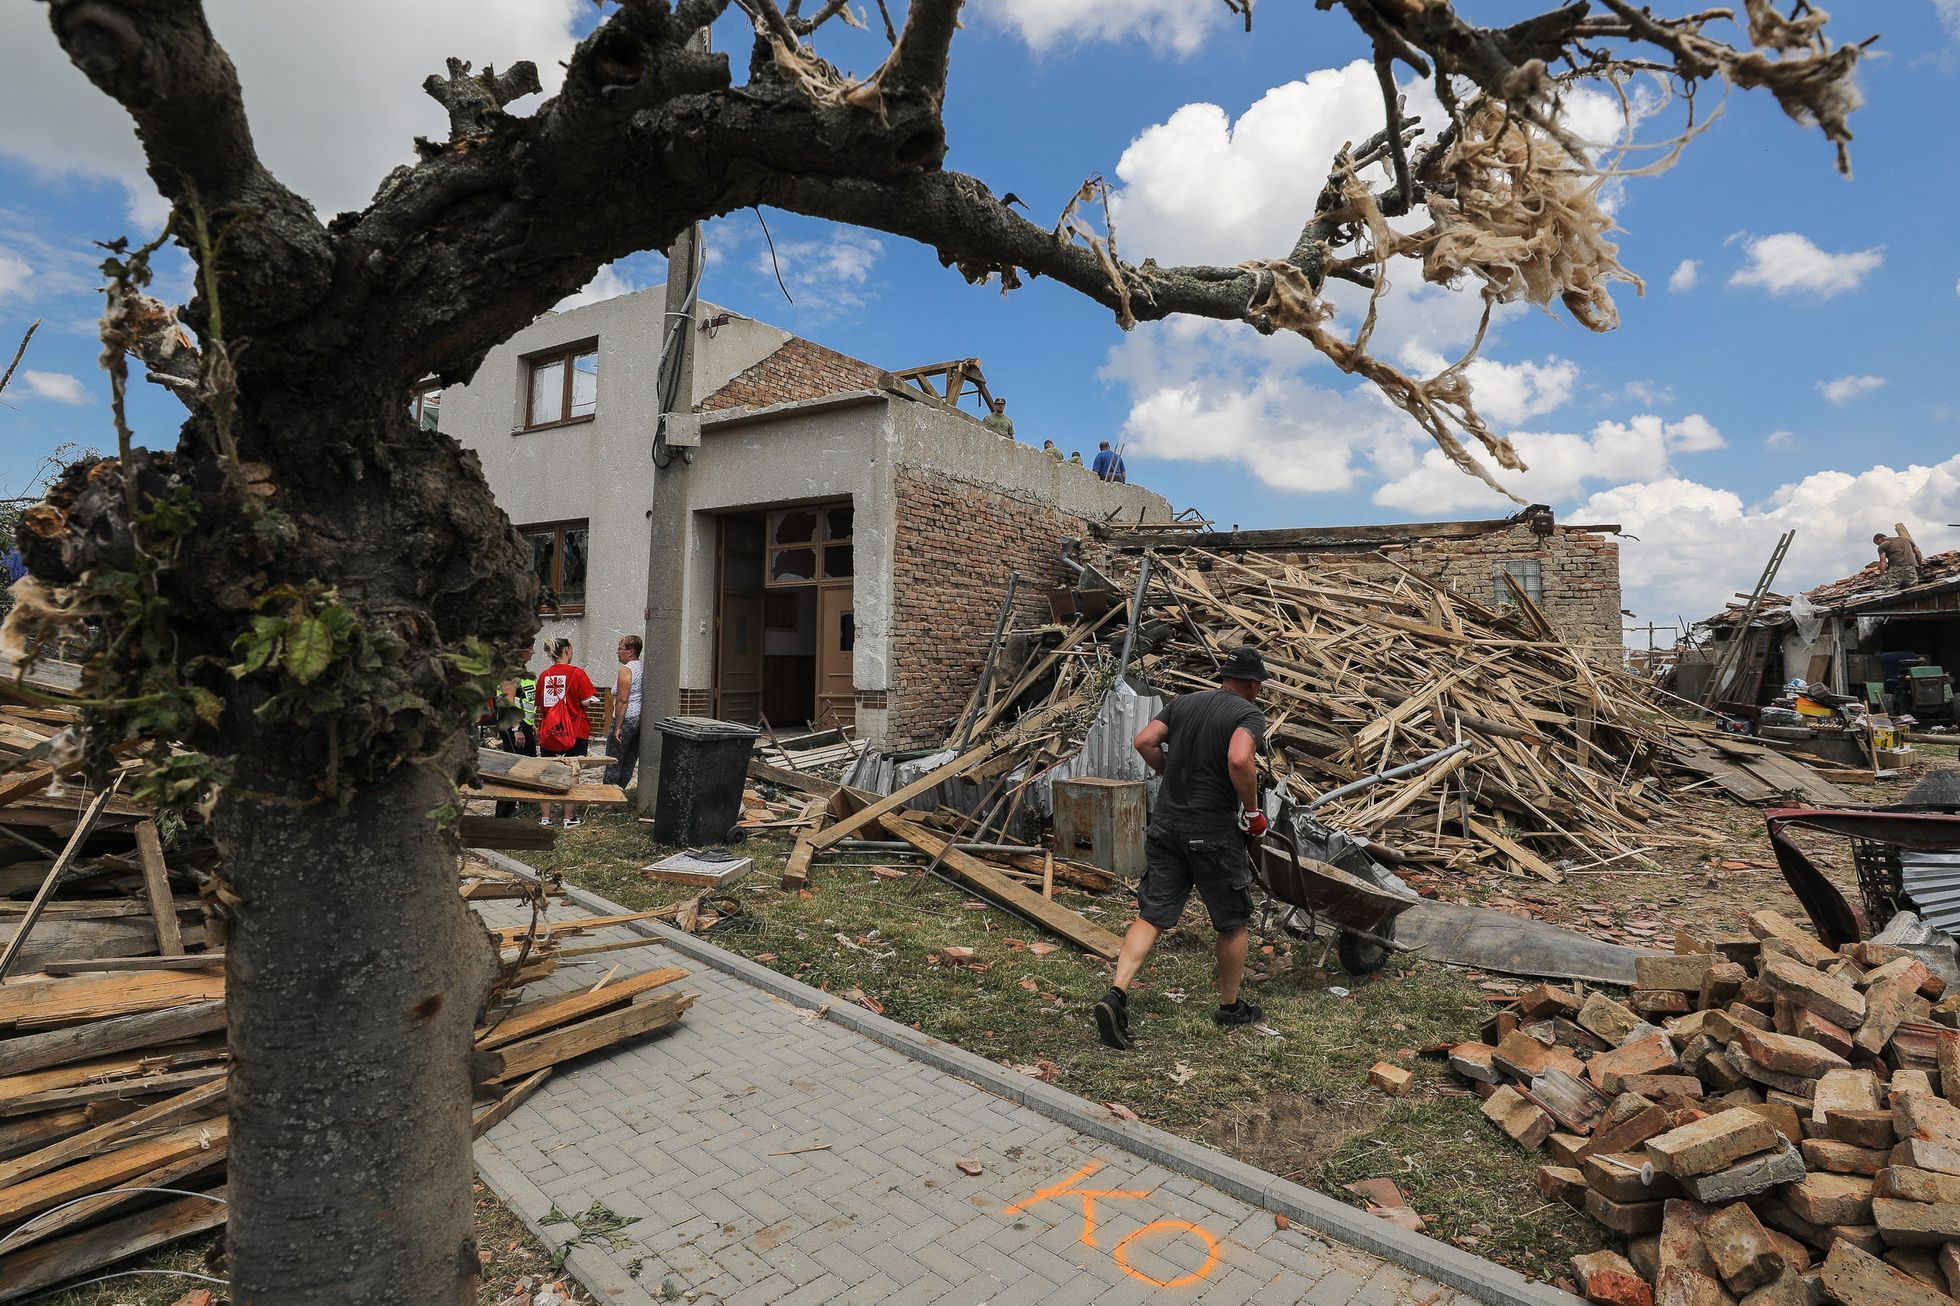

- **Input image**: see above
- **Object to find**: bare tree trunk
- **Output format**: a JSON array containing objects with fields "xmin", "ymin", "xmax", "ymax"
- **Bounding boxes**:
[{"xmin": 218, "ymin": 741, "xmax": 496, "ymax": 1303}]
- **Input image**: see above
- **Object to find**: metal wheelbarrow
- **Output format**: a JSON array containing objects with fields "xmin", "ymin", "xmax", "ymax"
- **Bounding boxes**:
[{"xmin": 1247, "ymin": 743, "xmax": 1466, "ymax": 975}]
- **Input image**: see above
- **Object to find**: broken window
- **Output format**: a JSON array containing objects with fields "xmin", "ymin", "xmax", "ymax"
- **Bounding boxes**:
[
  {"xmin": 410, "ymin": 383, "xmax": 442, "ymax": 431},
  {"xmin": 1493, "ymin": 559, "xmax": 1544, "ymax": 605},
  {"xmin": 522, "ymin": 340, "xmax": 599, "ymax": 429},
  {"xmin": 521, "ymin": 520, "xmax": 590, "ymax": 613},
  {"xmin": 765, "ymin": 500, "xmax": 852, "ymax": 587}
]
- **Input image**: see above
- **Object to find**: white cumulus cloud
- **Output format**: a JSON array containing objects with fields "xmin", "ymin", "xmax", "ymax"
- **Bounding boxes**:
[
  {"xmin": 0, "ymin": 1, "xmax": 583, "ymax": 222},
  {"xmin": 0, "ymin": 251, "xmax": 31, "ymax": 300},
  {"xmin": 1728, "ymin": 232, "xmax": 1883, "ymax": 298},
  {"xmin": 1669, "ymin": 259, "xmax": 1700, "ymax": 292},
  {"xmin": 555, "ymin": 263, "xmax": 644, "ymax": 313},
  {"xmin": 1765, "ymin": 430, "xmax": 1795, "ymax": 448},
  {"xmin": 1373, "ymin": 414, "xmax": 1725, "ymax": 515},
  {"xmin": 988, "ymin": 0, "xmax": 1222, "ymax": 55},
  {"xmin": 758, "ymin": 230, "xmax": 884, "ymax": 315},
  {"xmin": 1819, "ymin": 374, "xmax": 1886, "ymax": 404},
  {"xmin": 19, "ymin": 371, "xmax": 88, "ymax": 404}
]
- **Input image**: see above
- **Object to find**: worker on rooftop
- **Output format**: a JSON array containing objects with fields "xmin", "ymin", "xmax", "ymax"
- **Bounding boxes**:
[
  {"xmin": 1041, "ymin": 438, "xmax": 1064, "ymax": 461},
  {"xmin": 981, "ymin": 396, "xmax": 1015, "ymax": 438},
  {"xmin": 1876, "ymin": 530, "xmax": 1924, "ymax": 589},
  {"xmin": 1096, "ymin": 645, "xmax": 1270, "ymax": 1050},
  {"xmin": 1091, "ymin": 440, "xmax": 1127, "ymax": 483}
]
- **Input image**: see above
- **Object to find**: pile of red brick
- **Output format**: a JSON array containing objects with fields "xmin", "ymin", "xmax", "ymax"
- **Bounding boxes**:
[{"xmin": 1450, "ymin": 908, "xmax": 1960, "ymax": 1305}]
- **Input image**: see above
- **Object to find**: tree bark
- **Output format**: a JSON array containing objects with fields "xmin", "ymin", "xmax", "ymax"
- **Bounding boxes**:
[{"xmin": 217, "ymin": 745, "xmax": 495, "ymax": 1303}]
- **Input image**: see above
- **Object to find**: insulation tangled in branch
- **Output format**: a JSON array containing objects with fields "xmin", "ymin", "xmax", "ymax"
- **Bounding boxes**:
[
  {"xmin": 1424, "ymin": 98, "xmax": 1642, "ymax": 331},
  {"xmin": 1055, "ymin": 177, "xmax": 1152, "ymax": 330}
]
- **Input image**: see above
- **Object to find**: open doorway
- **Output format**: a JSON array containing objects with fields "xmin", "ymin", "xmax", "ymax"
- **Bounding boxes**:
[{"xmin": 714, "ymin": 499, "xmax": 854, "ymax": 729}]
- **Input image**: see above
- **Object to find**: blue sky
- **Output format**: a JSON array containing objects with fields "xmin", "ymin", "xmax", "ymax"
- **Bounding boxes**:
[{"xmin": 2, "ymin": 1, "xmax": 1956, "ymax": 636}]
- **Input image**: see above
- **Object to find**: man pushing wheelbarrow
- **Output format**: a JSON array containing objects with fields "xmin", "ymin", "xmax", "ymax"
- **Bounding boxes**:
[{"xmin": 1094, "ymin": 646, "xmax": 1270, "ymax": 1051}]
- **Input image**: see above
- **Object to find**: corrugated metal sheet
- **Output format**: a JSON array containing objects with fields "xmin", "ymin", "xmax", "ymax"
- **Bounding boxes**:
[
  {"xmin": 1028, "ymin": 686, "xmax": 1163, "ymax": 820},
  {"xmin": 1904, "ymin": 851, "xmax": 1960, "ymax": 934}
]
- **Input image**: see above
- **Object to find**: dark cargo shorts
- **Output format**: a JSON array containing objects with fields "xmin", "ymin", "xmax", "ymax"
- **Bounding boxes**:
[{"xmin": 1137, "ymin": 825, "xmax": 1255, "ymax": 933}]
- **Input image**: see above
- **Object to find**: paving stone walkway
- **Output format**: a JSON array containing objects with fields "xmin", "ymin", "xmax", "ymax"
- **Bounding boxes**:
[{"xmin": 472, "ymin": 897, "xmax": 1480, "ymax": 1305}]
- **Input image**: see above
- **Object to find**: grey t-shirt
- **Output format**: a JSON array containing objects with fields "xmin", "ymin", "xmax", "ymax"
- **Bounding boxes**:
[{"xmin": 1150, "ymin": 688, "xmax": 1267, "ymax": 834}]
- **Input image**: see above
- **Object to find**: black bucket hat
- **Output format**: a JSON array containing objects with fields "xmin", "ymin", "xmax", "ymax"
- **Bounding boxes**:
[{"xmin": 1219, "ymin": 645, "xmax": 1268, "ymax": 683}]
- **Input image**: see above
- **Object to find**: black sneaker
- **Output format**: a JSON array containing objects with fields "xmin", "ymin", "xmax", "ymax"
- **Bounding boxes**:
[
  {"xmin": 1214, "ymin": 998, "xmax": 1264, "ymax": 1028},
  {"xmin": 1093, "ymin": 990, "xmax": 1134, "ymax": 1050}
]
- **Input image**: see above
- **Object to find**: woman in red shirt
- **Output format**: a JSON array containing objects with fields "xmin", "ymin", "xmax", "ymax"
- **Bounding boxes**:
[{"xmin": 535, "ymin": 638, "xmax": 599, "ymax": 827}]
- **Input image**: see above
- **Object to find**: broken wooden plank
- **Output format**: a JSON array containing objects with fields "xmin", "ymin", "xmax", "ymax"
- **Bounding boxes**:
[
  {"xmin": 0, "ymin": 1073, "xmax": 226, "ymax": 1188},
  {"xmin": 781, "ymin": 832, "xmax": 818, "ymax": 891},
  {"xmin": 0, "ymin": 999, "xmax": 226, "ymax": 1078},
  {"xmin": 476, "ymin": 746, "xmax": 575, "ymax": 793},
  {"xmin": 0, "ymin": 780, "xmax": 124, "ymax": 981},
  {"xmin": 131, "ymin": 818, "xmax": 185, "ymax": 956},
  {"xmin": 883, "ymin": 815, "xmax": 1123, "ymax": 959},
  {"xmin": 475, "ymin": 967, "xmax": 686, "ymax": 1051},
  {"xmin": 41, "ymin": 952, "xmax": 224, "ymax": 975},
  {"xmin": 485, "ymin": 991, "xmax": 694, "ymax": 1083},
  {"xmin": 0, "ymin": 1117, "xmax": 225, "ymax": 1225},
  {"xmin": 471, "ymin": 1068, "xmax": 553, "ymax": 1138},
  {"xmin": 808, "ymin": 745, "xmax": 996, "ymax": 851},
  {"xmin": 0, "ymin": 1184, "xmax": 228, "ymax": 1301}
]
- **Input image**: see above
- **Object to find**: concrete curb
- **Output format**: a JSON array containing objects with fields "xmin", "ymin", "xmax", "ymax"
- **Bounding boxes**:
[{"xmin": 478, "ymin": 850, "xmax": 1581, "ymax": 1306}]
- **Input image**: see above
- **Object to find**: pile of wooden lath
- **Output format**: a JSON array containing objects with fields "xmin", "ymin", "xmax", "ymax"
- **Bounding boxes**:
[
  {"xmin": 762, "ymin": 759, "xmax": 1126, "ymax": 961},
  {"xmin": 961, "ymin": 547, "xmax": 1849, "ymax": 884},
  {"xmin": 1446, "ymin": 908, "xmax": 1960, "ymax": 1304},
  {"xmin": 0, "ymin": 707, "xmax": 692, "ymax": 1299},
  {"xmin": 756, "ymin": 724, "xmax": 865, "ymax": 780}
]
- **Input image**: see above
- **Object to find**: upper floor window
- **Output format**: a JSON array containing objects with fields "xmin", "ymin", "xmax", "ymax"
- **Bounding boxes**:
[
  {"xmin": 1493, "ymin": 558, "xmax": 1544, "ymax": 605},
  {"xmin": 410, "ymin": 384, "xmax": 442, "ymax": 431},
  {"xmin": 524, "ymin": 341, "xmax": 598, "ymax": 430},
  {"xmin": 523, "ymin": 520, "xmax": 589, "ymax": 613}
]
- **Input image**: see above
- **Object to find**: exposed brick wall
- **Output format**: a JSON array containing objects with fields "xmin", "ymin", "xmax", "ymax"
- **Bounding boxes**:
[
  {"xmin": 696, "ymin": 338, "xmax": 890, "ymax": 413},
  {"xmin": 886, "ymin": 470, "xmax": 1094, "ymax": 748},
  {"xmin": 1288, "ymin": 525, "xmax": 1623, "ymax": 661}
]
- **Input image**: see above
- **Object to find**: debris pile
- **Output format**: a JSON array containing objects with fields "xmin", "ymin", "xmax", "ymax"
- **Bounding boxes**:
[
  {"xmin": 0, "ymin": 692, "xmax": 690, "ymax": 1299},
  {"xmin": 1449, "ymin": 908, "xmax": 1960, "ymax": 1304},
  {"xmin": 958, "ymin": 547, "xmax": 1848, "ymax": 883}
]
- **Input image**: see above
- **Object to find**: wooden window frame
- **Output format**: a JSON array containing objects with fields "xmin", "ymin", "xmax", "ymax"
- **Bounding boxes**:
[
  {"xmin": 765, "ymin": 500, "xmax": 852, "ymax": 589},
  {"xmin": 519, "ymin": 338, "xmax": 600, "ymax": 432},
  {"xmin": 521, "ymin": 519, "xmax": 591, "ymax": 615},
  {"xmin": 410, "ymin": 382, "xmax": 443, "ymax": 431}
]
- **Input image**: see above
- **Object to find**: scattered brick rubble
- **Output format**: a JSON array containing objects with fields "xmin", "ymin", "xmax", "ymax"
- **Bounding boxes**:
[{"xmin": 1450, "ymin": 908, "xmax": 1960, "ymax": 1304}]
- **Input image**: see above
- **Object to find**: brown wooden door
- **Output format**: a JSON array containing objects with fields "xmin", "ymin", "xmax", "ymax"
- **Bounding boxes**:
[
  {"xmin": 816, "ymin": 580, "xmax": 855, "ymax": 728},
  {"xmin": 716, "ymin": 517, "xmax": 765, "ymax": 722}
]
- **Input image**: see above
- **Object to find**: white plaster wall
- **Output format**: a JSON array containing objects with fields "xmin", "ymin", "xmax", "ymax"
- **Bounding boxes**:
[
  {"xmin": 886, "ymin": 399, "xmax": 1172, "ymax": 524},
  {"xmin": 441, "ymin": 286, "xmax": 787, "ymax": 673}
]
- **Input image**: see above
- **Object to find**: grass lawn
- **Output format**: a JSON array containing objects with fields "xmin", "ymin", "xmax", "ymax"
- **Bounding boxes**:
[{"xmin": 544, "ymin": 811, "xmax": 1606, "ymax": 1283}]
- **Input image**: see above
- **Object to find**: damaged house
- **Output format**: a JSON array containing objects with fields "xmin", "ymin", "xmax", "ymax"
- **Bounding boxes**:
[
  {"xmin": 1697, "ymin": 551, "xmax": 1960, "ymax": 718},
  {"xmin": 426, "ymin": 287, "xmax": 1170, "ymax": 749}
]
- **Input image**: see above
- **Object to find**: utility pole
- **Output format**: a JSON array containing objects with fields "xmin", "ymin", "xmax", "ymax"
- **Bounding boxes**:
[{"xmin": 635, "ymin": 223, "xmax": 703, "ymax": 817}]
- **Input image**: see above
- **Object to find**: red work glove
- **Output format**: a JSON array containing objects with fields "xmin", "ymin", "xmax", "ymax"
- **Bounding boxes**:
[{"xmin": 1237, "ymin": 809, "xmax": 1269, "ymax": 838}]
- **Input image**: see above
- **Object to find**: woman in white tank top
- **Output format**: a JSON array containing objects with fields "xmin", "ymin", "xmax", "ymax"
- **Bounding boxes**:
[{"xmin": 605, "ymin": 635, "xmax": 645, "ymax": 790}]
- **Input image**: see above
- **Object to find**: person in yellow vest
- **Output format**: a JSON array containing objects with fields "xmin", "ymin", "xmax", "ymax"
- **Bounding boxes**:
[{"xmin": 494, "ymin": 644, "xmax": 538, "ymax": 819}]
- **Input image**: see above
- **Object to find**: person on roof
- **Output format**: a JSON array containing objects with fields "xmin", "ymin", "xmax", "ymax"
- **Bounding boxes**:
[
  {"xmin": 982, "ymin": 397, "xmax": 1015, "ymax": 438},
  {"xmin": 1041, "ymin": 438, "xmax": 1064, "ymax": 462},
  {"xmin": 1091, "ymin": 441, "xmax": 1127, "ymax": 483},
  {"xmin": 1876, "ymin": 531, "xmax": 1923, "ymax": 589}
]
